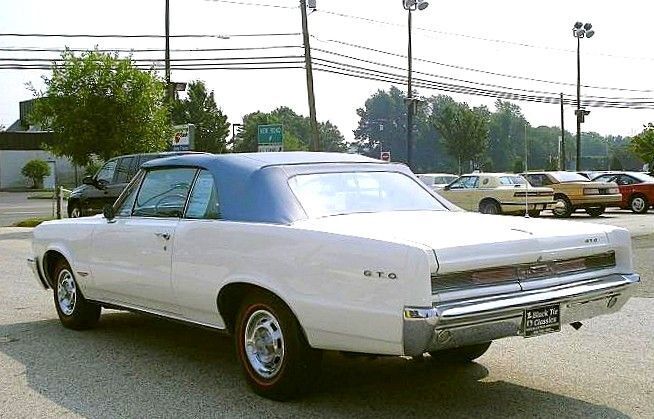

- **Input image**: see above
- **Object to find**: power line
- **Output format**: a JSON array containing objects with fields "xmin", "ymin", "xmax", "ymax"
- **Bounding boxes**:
[
  {"xmin": 313, "ymin": 48, "xmax": 654, "ymax": 101},
  {"xmin": 314, "ymin": 8, "xmax": 654, "ymax": 62},
  {"xmin": 0, "ymin": 32, "xmax": 300, "ymax": 39},
  {"xmin": 312, "ymin": 36, "xmax": 654, "ymax": 94},
  {"xmin": 203, "ymin": 0, "xmax": 296, "ymax": 9},
  {"xmin": 310, "ymin": 58, "xmax": 654, "ymax": 109},
  {"xmin": 0, "ymin": 45, "xmax": 302, "ymax": 53}
]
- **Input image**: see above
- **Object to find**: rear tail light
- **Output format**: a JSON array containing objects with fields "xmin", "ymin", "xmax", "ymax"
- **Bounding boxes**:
[{"xmin": 584, "ymin": 188, "xmax": 600, "ymax": 195}]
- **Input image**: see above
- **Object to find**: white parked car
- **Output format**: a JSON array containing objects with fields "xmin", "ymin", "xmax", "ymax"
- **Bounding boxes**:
[
  {"xmin": 417, "ymin": 173, "xmax": 458, "ymax": 191},
  {"xmin": 28, "ymin": 152, "xmax": 640, "ymax": 400}
]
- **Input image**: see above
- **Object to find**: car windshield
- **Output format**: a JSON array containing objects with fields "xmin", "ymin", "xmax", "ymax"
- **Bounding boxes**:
[
  {"xmin": 499, "ymin": 176, "xmax": 527, "ymax": 185},
  {"xmin": 289, "ymin": 171, "xmax": 447, "ymax": 218},
  {"xmin": 434, "ymin": 175, "xmax": 457, "ymax": 184},
  {"xmin": 549, "ymin": 172, "xmax": 589, "ymax": 182}
]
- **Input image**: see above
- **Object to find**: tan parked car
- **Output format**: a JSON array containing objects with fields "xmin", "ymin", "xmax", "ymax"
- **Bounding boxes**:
[
  {"xmin": 437, "ymin": 173, "xmax": 555, "ymax": 216},
  {"xmin": 522, "ymin": 171, "xmax": 621, "ymax": 218}
]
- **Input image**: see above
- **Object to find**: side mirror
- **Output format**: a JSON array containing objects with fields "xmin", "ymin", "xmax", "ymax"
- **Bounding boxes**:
[
  {"xmin": 82, "ymin": 176, "xmax": 95, "ymax": 186},
  {"xmin": 443, "ymin": 185, "xmax": 451, "ymax": 191},
  {"xmin": 102, "ymin": 204, "xmax": 115, "ymax": 221}
]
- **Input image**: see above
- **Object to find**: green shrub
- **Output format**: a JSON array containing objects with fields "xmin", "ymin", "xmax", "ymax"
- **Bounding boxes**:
[{"xmin": 21, "ymin": 159, "xmax": 51, "ymax": 189}]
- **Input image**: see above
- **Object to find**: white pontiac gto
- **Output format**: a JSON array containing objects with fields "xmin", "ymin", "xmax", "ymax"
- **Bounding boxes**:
[{"xmin": 28, "ymin": 152, "xmax": 640, "ymax": 400}]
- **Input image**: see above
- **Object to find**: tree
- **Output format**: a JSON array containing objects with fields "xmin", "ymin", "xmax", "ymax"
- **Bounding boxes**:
[
  {"xmin": 432, "ymin": 100, "xmax": 490, "ymax": 173},
  {"xmin": 29, "ymin": 49, "xmax": 170, "ymax": 166},
  {"xmin": 233, "ymin": 106, "xmax": 346, "ymax": 152},
  {"xmin": 21, "ymin": 159, "xmax": 50, "ymax": 188},
  {"xmin": 172, "ymin": 80, "xmax": 230, "ymax": 153},
  {"xmin": 630, "ymin": 123, "xmax": 654, "ymax": 168}
]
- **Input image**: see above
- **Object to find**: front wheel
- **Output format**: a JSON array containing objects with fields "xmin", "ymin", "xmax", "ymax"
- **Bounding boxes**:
[
  {"xmin": 428, "ymin": 342, "xmax": 492, "ymax": 363},
  {"xmin": 68, "ymin": 202, "xmax": 82, "ymax": 218},
  {"xmin": 585, "ymin": 206, "xmax": 605, "ymax": 217},
  {"xmin": 53, "ymin": 260, "xmax": 101, "ymax": 330},
  {"xmin": 235, "ymin": 291, "xmax": 322, "ymax": 400}
]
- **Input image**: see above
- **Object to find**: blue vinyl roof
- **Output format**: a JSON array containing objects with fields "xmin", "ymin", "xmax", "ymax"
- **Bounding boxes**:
[{"xmin": 141, "ymin": 152, "xmax": 401, "ymax": 224}]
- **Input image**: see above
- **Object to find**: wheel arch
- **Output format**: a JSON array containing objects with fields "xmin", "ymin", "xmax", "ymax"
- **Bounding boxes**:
[
  {"xmin": 41, "ymin": 248, "xmax": 70, "ymax": 288},
  {"xmin": 217, "ymin": 282, "xmax": 309, "ymax": 342},
  {"xmin": 478, "ymin": 197, "xmax": 500, "ymax": 211}
]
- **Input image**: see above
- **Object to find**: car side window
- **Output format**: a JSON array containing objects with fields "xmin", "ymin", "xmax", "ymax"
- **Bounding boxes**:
[
  {"xmin": 114, "ymin": 171, "xmax": 145, "ymax": 217},
  {"xmin": 450, "ymin": 176, "xmax": 478, "ymax": 189},
  {"xmin": 96, "ymin": 160, "xmax": 117, "ymax": 184},
  {"xmin": 114, "ymin": 156, "xmax": 135, "ymax": 184},
  {"xmin": 617, "ymin": 175, "xmax": 636, "ymax": 185},
  {"xmin": 185, "ymin": 170, "xmax": 220, "ymax": 219},
  {"xmin": 132, "ymin": 168, "xmax": 197, "ymax": 218}
]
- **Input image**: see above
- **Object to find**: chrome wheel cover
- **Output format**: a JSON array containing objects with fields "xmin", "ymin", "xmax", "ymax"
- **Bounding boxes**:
[
  {"xmin": 553, "ymin": 198, "xmax": 568, "ymax": 216},
  {"xmin": 632, "ymin": 197, "xmax": 646, "ymax": 212},
  {"xmin": 244, "ymin": 309, "xmax": 285, "ymax": 379},
  {"xmin": 57, "ymin": 269, "xmax": 77, "ymax": 316}
]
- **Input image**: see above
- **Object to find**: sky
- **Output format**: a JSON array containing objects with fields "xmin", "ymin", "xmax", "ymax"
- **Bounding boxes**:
[{"xmin": 1, "ymin": 0, "xmax": 654, "ymax": 141}]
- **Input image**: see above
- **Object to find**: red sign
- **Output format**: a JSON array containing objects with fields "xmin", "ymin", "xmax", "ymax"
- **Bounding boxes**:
[{"xmin": 380, "ymin": 151, "xmax": 391, "ymax": 162}]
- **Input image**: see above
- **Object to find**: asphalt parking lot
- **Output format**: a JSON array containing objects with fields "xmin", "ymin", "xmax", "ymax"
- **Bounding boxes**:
[
  {"xmin": 0, "ymin": 192, "xmax": 57, "ymax": 226},
  {"xmin": 0, "ymin": 212, "xmax": 652, "ymax": 418}
]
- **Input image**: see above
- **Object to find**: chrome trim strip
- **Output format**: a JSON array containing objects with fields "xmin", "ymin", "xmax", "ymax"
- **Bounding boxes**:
[{"xmin": 89, "ymin": 298, "xmax": 227, "ymax": 331}]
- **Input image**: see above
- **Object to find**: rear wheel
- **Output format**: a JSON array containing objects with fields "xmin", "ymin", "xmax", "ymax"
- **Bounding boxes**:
[
  {"xmin": 585, "ymin": 206, "xmax": 606, "ymax": 217},
  {"xmin": 235, "ymin": 291, "xmax": 322, "ymax": 400},
  {"xmin": 52, "ymin": 260, "xmax": 101, "ymax": 330},
  {"xmin": 552, "ymin": 195, "xmax": 573, "ymax": 218},
  {"xmin": 629, "ymin": 194, "xmax": 649, "ymax": 214},
  {"xmin": 429, "ymin": 342, "xmax": 492, "ymax": 363},
  {"xmin": 479, "ymin": 200, "xmax": 501, "ymax": 215}
]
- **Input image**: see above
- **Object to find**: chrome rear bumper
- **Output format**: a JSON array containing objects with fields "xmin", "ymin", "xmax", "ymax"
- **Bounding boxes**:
[{"xmin": 403, "ymin": 273, "xmax": 640, "ymax": 356}]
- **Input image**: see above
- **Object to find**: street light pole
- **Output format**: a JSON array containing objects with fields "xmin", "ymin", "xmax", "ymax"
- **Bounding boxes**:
[
  {"xmin": 575, "ymin": 35, "xmax": 581, "ymax": 171},
  {"xmin": 165, "ymin": 0, "xmax": 172, "ymax": 111},
  {"xmin": 406, "ymin": 8, "xmax": 414, "ymax": 169},
  {"xmin": 572, "ymin": 21, "xmax": 595, "ymax": 171},
  {"xmin": 402, "ymin": 0, "xmax": 428, "ymax": 170}
]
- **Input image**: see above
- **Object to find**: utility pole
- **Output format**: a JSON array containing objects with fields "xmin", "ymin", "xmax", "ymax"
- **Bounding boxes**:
[
  {"xmin": 560, "ymin": 92, "xmax": 565, "ymax": 170},
  {"xmin": 165, "ymin": 0, "xmax": 173, "ymax": 113},
  {"xmin": 300, "ymin": 0, "xmax": 320, "ymax": 151}
]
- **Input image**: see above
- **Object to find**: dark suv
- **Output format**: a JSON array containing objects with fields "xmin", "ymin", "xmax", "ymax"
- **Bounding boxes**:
[{"xmin": 67, "ymin": 152, "xmax": 194, "ymax": 217}]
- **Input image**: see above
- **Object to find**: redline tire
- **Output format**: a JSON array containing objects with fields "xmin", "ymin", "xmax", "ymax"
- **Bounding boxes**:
[{"xmin": 234, "ymin": 291, "xmax": 322, "ymax": 400}]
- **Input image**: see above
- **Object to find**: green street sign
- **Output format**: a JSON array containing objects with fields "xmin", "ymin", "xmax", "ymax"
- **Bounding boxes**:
[{"xmin": 257, "ymin": 124, "xmax": 283, "ymax": 145}]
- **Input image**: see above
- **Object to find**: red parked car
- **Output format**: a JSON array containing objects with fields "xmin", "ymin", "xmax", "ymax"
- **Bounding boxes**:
[{"xmin": 592, "ymin": 172, "xmax": 654, "ymax": 214}]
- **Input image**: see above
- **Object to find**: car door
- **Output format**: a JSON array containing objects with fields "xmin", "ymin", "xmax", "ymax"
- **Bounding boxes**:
[
  {"xmin": 104, "ymin": 156, "xmax": 137, "ymax": 208},
  {"xmin": 84, "ymin": 158, "xmax": 118, "ymax": 213},
  {"xmin": 90, "ymin": 166, "xmax": 198, "ymax": 314}
]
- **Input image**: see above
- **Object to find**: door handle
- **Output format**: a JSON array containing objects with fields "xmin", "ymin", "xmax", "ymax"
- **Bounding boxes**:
[{"xmin": 155, "ymin": 232, "xmax": 171, "ymax": 240}]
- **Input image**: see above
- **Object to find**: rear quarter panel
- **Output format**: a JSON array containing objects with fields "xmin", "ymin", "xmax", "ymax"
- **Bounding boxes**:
[{"xmin": 171, "ymin": 219, "xmax": 433, "ymax": 355}]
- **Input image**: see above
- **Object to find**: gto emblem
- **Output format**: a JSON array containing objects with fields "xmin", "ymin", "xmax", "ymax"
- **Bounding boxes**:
[
  {"xmin": 364, "ymin": 270, "xmax": 398, "ymax": 280},
  {"xmin": 584, "ymin": 237, "xmax": 599, "ymax": 244}
]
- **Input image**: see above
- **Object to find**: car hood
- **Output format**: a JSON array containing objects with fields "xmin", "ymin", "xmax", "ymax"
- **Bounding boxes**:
[{"xmin": 292, "ymin": 211, "xmax": 620, "ymax": 273}]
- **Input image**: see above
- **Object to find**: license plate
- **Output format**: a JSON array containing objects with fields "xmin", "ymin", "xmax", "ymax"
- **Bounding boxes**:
[{"xmin": 523, "ymin": 304, "xmax": 561, "ymax": 337}]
